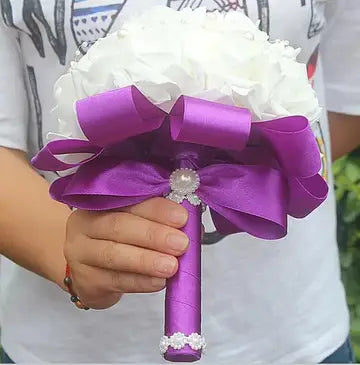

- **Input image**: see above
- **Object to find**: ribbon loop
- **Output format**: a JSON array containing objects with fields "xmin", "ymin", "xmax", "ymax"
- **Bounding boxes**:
[
  {"xmin": 170, "ymin": 96, "xmax": 251, "ymax": 151},
  {"xmin": 76, "ymin": 86, "xmax": 166, "ymax": 147},
  {"xmin": 50, "ymin": 159, "xmax": 170, "ymax": 210},
  {"xmin": 198, "ymin": 164, "xmax": 288, "ymax": 239},
  {"xmin": 31, "ymin": 139, "xmax": 102, "ymax": 171},
  {"xmin": 253, "ymin": 116, "xmax": 321, "ymax": 178},
  {"xmin": 287, "ymin": 175, "xmax": 328, "ymax": 218}
]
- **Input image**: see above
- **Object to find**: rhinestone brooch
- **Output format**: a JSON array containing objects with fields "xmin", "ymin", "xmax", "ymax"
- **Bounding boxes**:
[
  {"xmin": 159, "ymin": 332, "xmax": 207, "ymax": 355},
  {"xmin": 166, "ymin": 168, "xmax": 203, "ymax": 207}
]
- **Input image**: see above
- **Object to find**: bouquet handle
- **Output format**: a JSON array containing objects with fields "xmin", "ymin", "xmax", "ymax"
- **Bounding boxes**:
[{"xmin": 163, "ymin": 200, "xmax": 203, "ymax": 362}]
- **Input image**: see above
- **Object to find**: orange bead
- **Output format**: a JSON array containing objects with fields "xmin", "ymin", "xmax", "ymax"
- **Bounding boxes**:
[{"xmin": 75, "ymin": 301, "xmax": 86, "ymax": 310}]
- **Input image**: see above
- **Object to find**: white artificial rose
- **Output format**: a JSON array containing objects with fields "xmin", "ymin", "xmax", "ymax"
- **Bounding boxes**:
[{"xmin": 52, "ymin": 6, "xmax": 320, "ymax": 140}]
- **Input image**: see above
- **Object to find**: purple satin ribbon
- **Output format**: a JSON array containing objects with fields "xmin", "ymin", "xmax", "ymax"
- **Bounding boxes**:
[
  {"xmin": 32, "ymin": 85, "xmax": 328, "ymax": 362},
  {"xmin": 165, "ymin": 201, "xmax": 202, "ymax": 362}
]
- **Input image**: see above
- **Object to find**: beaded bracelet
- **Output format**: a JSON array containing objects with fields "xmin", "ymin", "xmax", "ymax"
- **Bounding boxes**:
[{"xmin": 63, "ymin": 264, "xmax": 90, "ymax": 310}]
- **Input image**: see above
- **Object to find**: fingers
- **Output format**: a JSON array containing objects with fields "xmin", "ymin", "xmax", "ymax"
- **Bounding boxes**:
[
  {"xmin": 121, "ymin": 197, "xmax": 188, "ymax": 228},
  {"xmin": 108, "ymin": 271, "xmax": 166, "ymax": 293},
  {"xmin": 79, "ymin": 238, "xmax": 178, "ymax": 278},
  {"xmin": 83, "ymin": 211, "xmax": 189, "ymax": 256},
  {"xmin": 72, "ymin": 265, "xmax": 166, "ymax": 310}
]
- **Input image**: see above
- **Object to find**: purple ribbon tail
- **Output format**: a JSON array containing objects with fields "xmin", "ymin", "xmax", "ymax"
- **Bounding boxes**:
[
  {"xmin": 31, "ymin": 139, "xmax": 102, "ymax": 171},
  {"xmin": 288, "ymin": 175, "xmax": 329, "ymax": 218},
  {"xmin": 165, "ymin": 201, "xmax": 202, "ymax": 362}
]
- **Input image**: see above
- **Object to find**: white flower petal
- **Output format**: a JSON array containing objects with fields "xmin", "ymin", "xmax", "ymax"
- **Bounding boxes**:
[{"xmin": 51, "ymin": 6, "xmax": 320, "ymax": 140}]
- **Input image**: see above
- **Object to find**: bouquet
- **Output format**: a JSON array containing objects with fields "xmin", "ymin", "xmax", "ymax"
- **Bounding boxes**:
[{"xmin": 33, "ymin": 6, "xmax": 328, "ymax": 363}]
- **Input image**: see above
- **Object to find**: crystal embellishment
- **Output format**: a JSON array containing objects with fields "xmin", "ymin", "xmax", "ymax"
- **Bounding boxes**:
[
  {"xmin": 166, "ymin": 168, "xmax": 202, "ymax": 207},
  {"xmin": 187, "ymin": 194, "xmax": 202, "ymax": 206},
  {"xmin": 159, "ymin": 332, "xmax": 207, "ymax": 355}
]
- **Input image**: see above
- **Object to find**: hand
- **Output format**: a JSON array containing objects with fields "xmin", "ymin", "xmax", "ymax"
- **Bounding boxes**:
[{"xmin": 64, "ymin": 198, "xmax": 189, "ymax": 309}]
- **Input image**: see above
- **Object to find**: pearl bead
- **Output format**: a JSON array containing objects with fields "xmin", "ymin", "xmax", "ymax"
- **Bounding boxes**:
[
  {"xmin": 169, "ymin": 168, "xmax": 200, "ymax": 195},
  {"xmin": 188, "ymin": 333, "xmax": 205, "ymax": 351},
  {"xmin": 166, "ymin": 169, "xmax": 204, "ymax": 208},
  {"xmin": 169, "ymin": 332, "xmax": 187, "ymax": 350},
  {"xmin": 244, "ymin": 31, "xmax": 255, "ymax": 40},
  {"xmin": 159, "ymin": 336, "xmax": 169, "ymax": 354}
]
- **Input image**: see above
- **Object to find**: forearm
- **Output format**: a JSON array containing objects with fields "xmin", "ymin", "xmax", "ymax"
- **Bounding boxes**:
[
  {"xmin": 0, "ymin": 147, "xmax": 71, "ymax": 290},
  {"xmin": 328, "ymin": 112, "xmax": 360, "ymax": 161}
]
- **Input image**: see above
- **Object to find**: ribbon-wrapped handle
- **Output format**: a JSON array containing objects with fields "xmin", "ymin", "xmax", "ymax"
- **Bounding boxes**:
[{"xmin": 164, "ymin": 201, "xmax": 203, "ymax": 362}]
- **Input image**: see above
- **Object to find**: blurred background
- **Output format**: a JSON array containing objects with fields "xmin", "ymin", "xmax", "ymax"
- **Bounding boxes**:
[{"xmin": 334, "ymin": 147, "xmax": 360, "ymax": 361}]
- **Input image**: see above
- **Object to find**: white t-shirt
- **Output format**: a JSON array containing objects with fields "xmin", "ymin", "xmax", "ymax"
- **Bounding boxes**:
[{"xmin": 0, "ymin": 0, "xmax": 359, "ymax": 363}]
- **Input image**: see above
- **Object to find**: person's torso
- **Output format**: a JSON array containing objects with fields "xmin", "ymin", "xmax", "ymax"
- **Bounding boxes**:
[{"xmin": 0, "ymin": 0, "xmax": 349, "ymax": 363}]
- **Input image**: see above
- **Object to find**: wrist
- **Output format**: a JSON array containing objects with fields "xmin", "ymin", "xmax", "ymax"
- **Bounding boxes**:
[{"xmin": 42, "ymin": 242, "xmax": 68, "ymax": 291}]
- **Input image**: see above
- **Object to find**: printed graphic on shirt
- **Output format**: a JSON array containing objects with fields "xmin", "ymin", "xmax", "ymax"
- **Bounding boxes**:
[
  {"xmin": 1, "ymin": 0, "xmax": 19, "ymax": 30},
  {"xmin": 71, "ymin": 0, "xmax": 127, "ymax": 53},
  {"xmin": 167, "ymin": 0, "xmax": 272, "ymax": 33},
  {"xmin": 300, "ymin": 0, "xmax": 325, "ymax": 38},
  {"xmin": 256, "ymin": 0, "xmax": 269, "ymax": 33},
  {"xmin": 27, "ymin": 65, "xmax": 44, "ymax": 150},
  {"xmin": 1, "ymin": 0, "xmax": 67, "ymax": 65},
  {"xmin": 167, "ymin": 0, "xmax": 249, "ymax": 16},
  {"xmin": 307, "ymin": 0, "xmax": 325, "ymax": 38}
]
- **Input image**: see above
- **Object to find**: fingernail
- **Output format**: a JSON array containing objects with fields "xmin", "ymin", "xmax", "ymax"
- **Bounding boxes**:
[
  {"xmin": 167, "ymin": 234, "xmax": 189, "ymax": 253},
  {"xmin": 151, "ymin": 277, "xmax": 166, "ymax": 288},
  {"xmin": 169, "ymin": 208, "xmax": 188, "ymax": 225},
  {"xmin": 154, "ymin": 256, "xmax": 177, "ymax": 275}
]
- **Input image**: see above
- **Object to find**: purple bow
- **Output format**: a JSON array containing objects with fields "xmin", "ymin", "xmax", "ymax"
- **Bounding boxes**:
[
  {"xmin": 32, "ymin": 86, "xmax": 328, "ymax": 239},
  {"xmin": 32, "ymin": 85, "xmax": 328, "ymax": 362}
]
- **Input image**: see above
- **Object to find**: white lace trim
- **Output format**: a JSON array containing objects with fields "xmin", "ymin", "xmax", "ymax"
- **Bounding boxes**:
[{"xmin": 159, "ymin": 332, "xmax": 206, "ymax": 354}]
